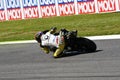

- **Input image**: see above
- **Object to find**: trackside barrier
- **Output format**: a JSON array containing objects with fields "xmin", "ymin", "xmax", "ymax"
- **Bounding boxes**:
[{"xmin": 0, "ymin": 0, "xmax": 120, "ymax": 21}]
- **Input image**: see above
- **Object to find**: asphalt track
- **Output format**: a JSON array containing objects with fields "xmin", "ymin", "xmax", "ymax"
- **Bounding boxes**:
[{"xmin": 0, "ymin": 39, "xmax": 120, "ymax": 80}]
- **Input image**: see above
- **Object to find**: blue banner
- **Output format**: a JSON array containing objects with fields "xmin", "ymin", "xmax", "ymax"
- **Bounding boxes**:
[
  {"xmin": 22, "ymin": 0, "xmax": 38, "ymax": 7},
  {"xmin": 77, "ymin": 0, "xmax": 94, "ymax": 2},
  {"xmin": 6, "ymin": 0, "xmax": 20, "ymax": 9},
  {"xmin": 58, "ymin": 0, "xmax": 74, "ymax": 4},
  {"xmin": 0, "ymin": 0, "xmax": 4, "ymax": 10},
  {"xmin": 39, "ymin": 0, "xmax": 55, "ymax": 6}
]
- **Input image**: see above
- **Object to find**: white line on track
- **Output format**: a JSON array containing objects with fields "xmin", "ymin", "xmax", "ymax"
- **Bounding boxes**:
[
  {"xmin": 0, "ymin": 34, "xmax": 120, "ymax": 45},
  {"xmin": 85, "ymin": 34, "xmax": 120, "ymax": 40}
]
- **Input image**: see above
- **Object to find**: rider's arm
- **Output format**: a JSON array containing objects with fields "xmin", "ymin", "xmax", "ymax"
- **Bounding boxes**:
[
  {"xmin": 49, "ymin": 27, "xmax": 57, "ymax": 34},
  {"xmin": 39, "ymin": 27, "xmax": 56, "ymax": 54}
]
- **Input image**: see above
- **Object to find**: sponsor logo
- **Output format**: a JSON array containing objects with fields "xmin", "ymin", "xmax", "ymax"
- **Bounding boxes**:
[
  {"xmin": 5, "ymin": 0, "xmax": 22, "ymax": 20},
  {"xmin": 97, "ymin": 0, "xmax": 116, "ymax": 12},
  {"xmin": 22, "ymin": 0, "xmax": 39, "ymax": 18},
  {"xmin": 40, "ymin": 0, "xmax": 56, "ymax": 17},
  {"xmin": 6, "ymin": 0, "xmax": 20, "ymax": 9},
  {"xmin": 22, "ymin": 0, "xmax": 38, "ymax": 7},
  {"xmin": 58, "ymin": 0, "xmax": 74, "ymax": 4},
  {"xmin": 58, "ymin": 0, "xmax": 75, "ymax": 15},
  {"xmin": 0, "ymin": 0, "xmax": 4, "ymax": 10},
  {"xmin": 77, "ymin": 0, "xmax": 95, "ymax": 14},
  {"xmin": 39, "ymin": 0, "xmax": 55, "ymax": 6},
  {"xmin": 7, "ymin": 9, "xmax": 22, "ymax": 20},
  {"xmin": 0, "ymin": 11, "xmax": 6, "ymax": 21},
  {"xmin": 23, "ymin": 7, "xmax": 39, "ymax": 18},
  {"xmin": 41, "ymin": 5, "xmax": 56, "ymax": 17},
  {"xmin": 59, "ymin": 3, "xmax": 75, "ymax": 15},
  {"xmin": 0, "ymin": 0, "xmax": 6, "ymax": 21}
]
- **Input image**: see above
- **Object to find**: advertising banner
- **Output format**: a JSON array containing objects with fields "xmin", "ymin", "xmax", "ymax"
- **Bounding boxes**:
[
  {"xmin": 0, "ymin": 0, "xmax": 6, "ymax": 21},
  {"xmin": 0, "ymin": 0, "xmax": 120, "ymax": 21},
  {"xmin": 5, "ymin": 0, "xmax": 22, "ymax": 20},
  {"xmin": 58, "ymin": 0, "xmax": 75, "ymax": 16},
  {"xmin": 77, "ymin": 0, "xmax": 95, "ymax": 14},
  {"xmin": 39, "ymin": 0, "xmax": 57, "ymax": 17},
  {"xmin": 22, "ymin": 0, "xmax": 39, "ymax": 19},
  {"xmin": 119, "ymin": 0, "xmax": 120, "ymax": 10},
  {"xmin": 97, "ymin": 0, "xmax": 116, "ymax": 13}
]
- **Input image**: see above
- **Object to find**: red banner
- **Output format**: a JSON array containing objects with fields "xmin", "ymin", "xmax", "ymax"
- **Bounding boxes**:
[
  {"xmin": 23, "ymin": 7, "xmax": 39, "ymax": 19},
  {"xmin": 97, "ymin": 0, "xmax": 116, "ymax": 12},
  {"xmin": 119, "ymin": 0, "xmax": 120, "ymax": 10},
  {"xmin": 58, "ymin": 3, "xmax": 75, "ymax": 16},
  {"xmin": 40, "ymin": 5, "xmax": 57, "ymax": 17},
  {"xmin": 57, "ymin": 0, "xmax": 75, "ymax": 16},
  {"xmin": 7, "ymin": 8, "xmax": 22, "ymax": 20},
  {"xmin": 0, "ymin": 10, "xmax": 6, "ymax": 21},
  {"xmin": 77, "ymin": 1, "xmax": 95, "ymax": 14}
]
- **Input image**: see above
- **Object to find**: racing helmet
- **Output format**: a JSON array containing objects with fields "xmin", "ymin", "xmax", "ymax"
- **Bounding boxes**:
[{"xmin": 35, "ymin": 31, "xmax": 43, "ymax": 43}]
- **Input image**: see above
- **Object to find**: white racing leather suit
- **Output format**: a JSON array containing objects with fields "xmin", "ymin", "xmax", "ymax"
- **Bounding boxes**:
[{"xmin": 40, "ymin": 30, "xmax": 65, "ymax": 58}]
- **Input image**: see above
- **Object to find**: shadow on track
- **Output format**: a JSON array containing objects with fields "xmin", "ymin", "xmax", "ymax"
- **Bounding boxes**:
[{"xmin": 57, "ymin": 50, "xmax": 103, "ymax": 58}]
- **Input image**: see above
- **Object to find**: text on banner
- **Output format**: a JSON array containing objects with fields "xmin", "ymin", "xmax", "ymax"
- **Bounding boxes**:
[{"xmin": 97, "ymin": 0, "xmax": 116, "ymax": 12}]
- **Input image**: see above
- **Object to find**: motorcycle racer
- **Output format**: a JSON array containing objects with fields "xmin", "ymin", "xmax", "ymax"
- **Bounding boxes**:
[{"xmin": 35, "ymin": 27, "xmax": 65, "ymax": 58}]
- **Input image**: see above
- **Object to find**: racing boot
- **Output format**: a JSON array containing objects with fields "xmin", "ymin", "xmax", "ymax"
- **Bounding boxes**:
[{"xmin": 42, "ymin": 47, "xmax": 49, "ymax": 54}]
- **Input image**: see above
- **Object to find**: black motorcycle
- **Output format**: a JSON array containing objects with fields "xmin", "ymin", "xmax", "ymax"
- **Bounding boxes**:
[{"xmin": 49, "ymin": 29, "xmax": 97, "ymax": 54}]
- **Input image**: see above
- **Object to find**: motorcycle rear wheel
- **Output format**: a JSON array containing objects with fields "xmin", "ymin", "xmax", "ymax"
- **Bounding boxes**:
[{"xmin": 76, "ymin": 37, "xmax": 97, "ymax": 53}]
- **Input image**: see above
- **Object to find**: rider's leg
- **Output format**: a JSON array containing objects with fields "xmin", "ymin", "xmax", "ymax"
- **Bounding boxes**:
[
  {"xmin": 53, "ymin": 30, "xmax": 65, "ymax": 58},
  {"xmin": 53, "ymin": 42, "xmax": 65, "ymax": 58}
]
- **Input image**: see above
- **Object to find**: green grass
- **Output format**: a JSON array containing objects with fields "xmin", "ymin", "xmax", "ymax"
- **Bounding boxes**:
[{"xmin": 0, "ymin": 12, "xmax": 120, "ymax": 42}]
